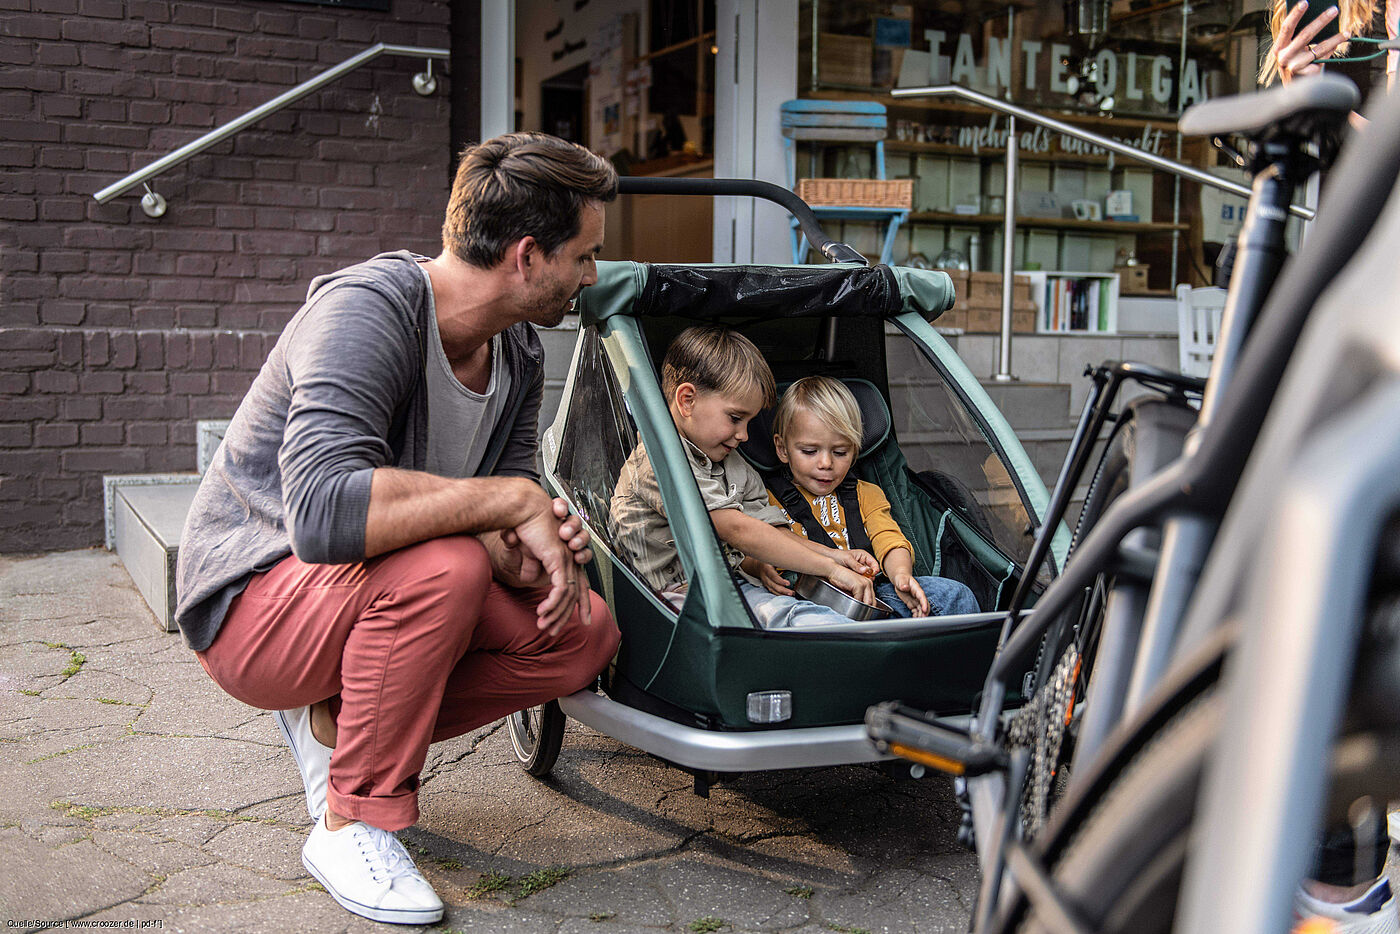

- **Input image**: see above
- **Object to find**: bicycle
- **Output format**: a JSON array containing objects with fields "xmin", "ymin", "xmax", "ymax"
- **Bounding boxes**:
[{"xmin": 867, "ymin": 72, "xmax": 1396, "ymax": 931}]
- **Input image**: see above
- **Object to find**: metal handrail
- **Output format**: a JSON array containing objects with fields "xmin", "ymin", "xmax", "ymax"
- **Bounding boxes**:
[
  {"xmin": 92, "ymin": 42, "xmax": 449, "ymax": 206},
  {"xmin": 893, "ymin": 83, "xmax": 1316, "ymax": 380},
  {"xmin": 893, "ymin": 84, "xmax": 1315, "ymax": 221}
]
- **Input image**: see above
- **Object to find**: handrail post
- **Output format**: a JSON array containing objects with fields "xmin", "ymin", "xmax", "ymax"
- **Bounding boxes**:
[{"xmin": 996, "ymin": 114, "xmax": 1018, "ymax": 382}]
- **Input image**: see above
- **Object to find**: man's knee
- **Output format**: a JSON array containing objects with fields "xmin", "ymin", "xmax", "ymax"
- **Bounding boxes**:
[{"xmin": 373, "ymin": 534, "xmax": 492, "ymax": 619}]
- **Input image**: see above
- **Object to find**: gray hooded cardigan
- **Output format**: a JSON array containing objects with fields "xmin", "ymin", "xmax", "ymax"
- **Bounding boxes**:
[{"xmin": 174, "ymin": 251, "xmax": 545, "ymax": 651}]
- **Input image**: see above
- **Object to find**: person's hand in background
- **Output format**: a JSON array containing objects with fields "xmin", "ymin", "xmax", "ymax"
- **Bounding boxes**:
[{"xmin": 1275, "ymin": 2, "xmax": 1350, "ymax": 83}]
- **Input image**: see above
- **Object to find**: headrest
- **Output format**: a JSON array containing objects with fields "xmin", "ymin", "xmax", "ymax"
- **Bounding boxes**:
[{"xmin": 739, "ymin": 378, "xmax": 892, "ymax": 474}]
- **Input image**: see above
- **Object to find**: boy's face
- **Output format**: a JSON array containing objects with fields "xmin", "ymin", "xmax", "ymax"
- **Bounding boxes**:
[
  {"xmin": 775, "ymin": 408, "xmax": 857, "ymax": 497},
  {"xmin": 673, "ymin": 382, "xmax": 765, "ymax": 462}
]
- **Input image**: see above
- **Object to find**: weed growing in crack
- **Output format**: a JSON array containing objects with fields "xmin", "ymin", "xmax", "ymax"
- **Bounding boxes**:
[
  {"xmin": 435, "ymin": 857, "xmax": 463, "ymax": 871},
  {"xmin": 688, "ymin": 918, "xmax": 728, "ymax": 933},
  {"xmin": 62, "ymin": 651, "xmax": 85, "ymax": 678},
  {"xmin": 826, "ymin": 925, "xmax": 873, "ymax": 934},
  {"xmin": 784, "ymin": 885, "xmax": 815, "ymax": 899},
  {"xmin": 588, "ymin": 911, "xmax": 615, "ymax": 922},
  {"xmin": 516, "ymin": 866, "xmax": 570, "ymax": 900},
  {"xmin": 466, "ymin": 870, "xmax": 512, "ymax": 900},
  {"xmin": 26, "ymin": 744, "xmax": 96, "ymax": 765},
  {"xmin": 18, "ymin": 689, "xmax": 40, "ymax": 697}
]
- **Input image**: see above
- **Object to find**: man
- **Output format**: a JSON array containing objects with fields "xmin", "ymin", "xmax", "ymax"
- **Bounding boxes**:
[{"xmin": 174, "ymin": 132, "xmax": 622, "ymax": 925}]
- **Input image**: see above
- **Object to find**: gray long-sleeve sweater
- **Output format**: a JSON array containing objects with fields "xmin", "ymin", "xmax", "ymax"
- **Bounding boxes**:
[{"xmin": 173, "ymin": 251, "xmax": 545, "ymax": 651}]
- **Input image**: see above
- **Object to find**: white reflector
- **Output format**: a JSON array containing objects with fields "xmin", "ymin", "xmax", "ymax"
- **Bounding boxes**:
[{"xmin": 746, "ymin": 690, "xmax": 792, "ymax": 724}]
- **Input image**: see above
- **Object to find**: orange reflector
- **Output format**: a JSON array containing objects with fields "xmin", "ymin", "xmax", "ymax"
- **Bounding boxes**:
[
  {"xmin": 1064, "ymin": 656, "xmax": 1083, "ymax": 727},
  {"xmin": 888, "ymin": 741, "xmax": 965, "ymax": 775},
  {"xmin": 1293, "ymin": 919, "xmax": 1339, "ymax": 934}
]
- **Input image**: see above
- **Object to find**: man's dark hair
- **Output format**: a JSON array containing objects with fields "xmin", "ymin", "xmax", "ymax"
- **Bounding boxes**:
[{"xmin": 443, "ymin": 132, "xmax": 619, "ymax": 269}]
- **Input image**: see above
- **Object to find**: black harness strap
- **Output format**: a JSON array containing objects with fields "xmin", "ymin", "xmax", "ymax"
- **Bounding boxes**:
[{"xmin": 768, "ymin": 472, "xmax": 875, "ymax": 556}]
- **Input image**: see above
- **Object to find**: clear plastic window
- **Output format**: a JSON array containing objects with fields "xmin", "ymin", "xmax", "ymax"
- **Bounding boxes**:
[
  {"xmin": 552, "ymin": 330, "xmax": 686, "ymax": 600},
  {"xmin": 886, "ymin": 331, "xmax": 1036, "ymax": 568}
]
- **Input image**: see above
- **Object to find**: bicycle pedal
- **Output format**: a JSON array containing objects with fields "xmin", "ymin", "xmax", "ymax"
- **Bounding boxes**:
[{"xmin": 865, "ymin": 701, "xmax": 1008, "ymax": 777}]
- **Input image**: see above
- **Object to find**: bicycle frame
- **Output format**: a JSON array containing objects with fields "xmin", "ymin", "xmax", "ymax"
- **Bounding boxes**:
[{"xmin": 910, "ymin": 78, "xmax": 1360, "ymax": 930}]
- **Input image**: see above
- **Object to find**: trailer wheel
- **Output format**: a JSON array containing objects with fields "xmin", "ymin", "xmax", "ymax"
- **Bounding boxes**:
[{"xmin": 507, "ymin": 700, "xmax": 565, "ymax": 777}]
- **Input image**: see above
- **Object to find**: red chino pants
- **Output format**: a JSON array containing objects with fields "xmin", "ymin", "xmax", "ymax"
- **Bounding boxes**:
[{"xmin": 196, "ymin": 534, "xmax": 619, "ymax": 831}]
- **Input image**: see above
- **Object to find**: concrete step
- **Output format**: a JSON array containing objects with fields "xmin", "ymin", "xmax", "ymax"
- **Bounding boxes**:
[
  {"xmin": 976, "ymin": 380, "xmax": 1077, "ymax": 433},
  {"xmin": 105, "ymin": 476, "xmax": 201, "ymax": 632}
]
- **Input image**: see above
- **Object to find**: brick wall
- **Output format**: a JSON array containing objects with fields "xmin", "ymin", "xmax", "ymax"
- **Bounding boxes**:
[{"xmin": 0, "ymin": 0, "xmax": 453, "ymax": 552}]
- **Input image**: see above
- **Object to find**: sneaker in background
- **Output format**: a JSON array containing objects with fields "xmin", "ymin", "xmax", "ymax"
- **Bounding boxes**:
[{"xmin": 1294, "ymin": 878, "xmax": 1400, "ymax": 934}]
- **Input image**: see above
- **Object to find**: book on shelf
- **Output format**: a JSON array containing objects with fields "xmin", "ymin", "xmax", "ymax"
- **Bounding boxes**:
[{"xmin": 1039, "ymin": 276, "xmax": 1115, "ymax": 333}]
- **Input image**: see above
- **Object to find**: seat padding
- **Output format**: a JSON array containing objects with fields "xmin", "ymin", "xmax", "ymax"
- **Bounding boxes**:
[{"xmin": 739, "ymin": 378, "xmax": 892, "ymax": 473}]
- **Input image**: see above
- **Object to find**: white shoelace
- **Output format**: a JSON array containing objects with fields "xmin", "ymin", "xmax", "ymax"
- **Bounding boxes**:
[{"xmin": 351, "ymin": 823, "xmax": 424, "ymax": 886}]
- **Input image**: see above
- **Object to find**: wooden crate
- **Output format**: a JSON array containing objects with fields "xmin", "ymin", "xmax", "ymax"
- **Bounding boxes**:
[
  {"xmin": 796, "ymin": 178, "xmax": 913, "ymax": 209},
  {"xmin": 816, "ymin": 32, "xmax": 872, "ymax": 86},
  {"xmin": 967, "ymin": 305, "xmax": 1037, "ymax": 334}
]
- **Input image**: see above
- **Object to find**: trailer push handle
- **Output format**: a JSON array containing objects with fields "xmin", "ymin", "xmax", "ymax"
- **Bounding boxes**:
[{"xmin": 617, "ymin": 176, "xmax": 867, "ymax": 266}]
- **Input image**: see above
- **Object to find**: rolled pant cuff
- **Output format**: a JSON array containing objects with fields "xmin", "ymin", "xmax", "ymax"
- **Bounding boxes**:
[{"xmin": 327, "ymin": 786, "xmax": 418, "ymax": 832}]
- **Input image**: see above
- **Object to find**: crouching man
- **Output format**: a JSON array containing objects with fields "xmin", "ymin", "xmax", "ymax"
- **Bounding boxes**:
[{"xmin": 175, "ymin": 132, "xmax": 622, "ymax": 925}]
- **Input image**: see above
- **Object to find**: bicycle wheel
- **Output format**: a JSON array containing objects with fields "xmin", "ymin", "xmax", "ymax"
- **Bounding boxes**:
[
  {"xmin": 1016, "ymin": 402, "xmax": 1188, "ymax": 835},
  {"xmin": 1011, "ymin": 688, "xmax": 1219, "ymax": 934},
  {"xmin": 507, "ymin": 700, "xmax": 565, "ymax": 777}
]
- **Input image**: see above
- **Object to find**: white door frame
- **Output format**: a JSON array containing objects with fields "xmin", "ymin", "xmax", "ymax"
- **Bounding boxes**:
[{"xmin": 714, "ymin": 0, "xmax": 797, "ymax": 264}]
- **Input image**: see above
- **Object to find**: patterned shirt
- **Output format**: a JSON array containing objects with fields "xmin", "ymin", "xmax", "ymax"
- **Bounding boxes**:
[
  {"xmin": 609, "ymin": 437, "xmax": 789, "ymax": 593},
  {"xmin": 767, "ymin": 479, "xmax": 914, "ymax": 566}
]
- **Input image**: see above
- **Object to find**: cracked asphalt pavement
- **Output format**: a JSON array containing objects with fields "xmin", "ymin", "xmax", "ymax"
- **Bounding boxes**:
[{"xmin": 1, "ymin": 550, "xmax": 980, "ymax": 933}]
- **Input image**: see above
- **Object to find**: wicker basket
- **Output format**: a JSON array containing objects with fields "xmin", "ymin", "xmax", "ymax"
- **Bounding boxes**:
[{"xmin": 797, "ymin": 178, "xmax": 913, "ymax": 209}]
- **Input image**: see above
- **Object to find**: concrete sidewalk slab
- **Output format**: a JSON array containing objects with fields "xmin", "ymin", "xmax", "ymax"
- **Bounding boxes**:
[{"xmin": 1, "ymin": 550, "xmax": 978, "ymax": 933}]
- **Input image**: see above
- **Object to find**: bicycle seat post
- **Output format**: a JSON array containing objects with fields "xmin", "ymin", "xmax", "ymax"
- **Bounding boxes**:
[{"xmin": 1196, "ymin": 137, "xmax": 1315, "ymax": 424}]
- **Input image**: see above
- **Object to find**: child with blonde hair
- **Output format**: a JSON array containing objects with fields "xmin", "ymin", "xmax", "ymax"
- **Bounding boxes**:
[{"xmin": 748, "ymin": 376, "xmax": 979, "ymax": 619}]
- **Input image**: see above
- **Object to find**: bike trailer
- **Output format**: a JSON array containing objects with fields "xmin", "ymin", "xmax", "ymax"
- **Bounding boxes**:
[{"xmin": 533, "ymin": 258, "xmax": 1068, "ymax": 779}]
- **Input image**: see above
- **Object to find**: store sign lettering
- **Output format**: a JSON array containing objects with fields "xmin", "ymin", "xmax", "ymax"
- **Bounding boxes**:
[
  {"xmin": 955, "ymin": 114, "xmax": 1170, "ymax": 157},
  {"xmin": 923, "ymin": 32, "xmax": 1208, "ymax": 108}
]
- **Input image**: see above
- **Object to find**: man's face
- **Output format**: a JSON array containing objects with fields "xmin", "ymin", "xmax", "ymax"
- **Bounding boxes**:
[{"xmin": 523, "ymin": 200, "xmax": 605, "ymax": 327}]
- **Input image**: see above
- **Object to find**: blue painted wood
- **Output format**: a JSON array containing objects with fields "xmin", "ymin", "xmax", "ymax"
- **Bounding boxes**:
[
  {"xmin": 781, "ymin": 99, "xmax": 887, "ymax": 115},
  {"xmin": 781, "ymin": 99, "xmax": 906, "ymax": 264}
]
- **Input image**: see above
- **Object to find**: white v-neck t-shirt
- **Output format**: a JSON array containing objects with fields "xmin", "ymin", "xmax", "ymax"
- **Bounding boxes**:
[{"xmin": 420, "ymin": 265, "xmax": 511, "ymax": 479}]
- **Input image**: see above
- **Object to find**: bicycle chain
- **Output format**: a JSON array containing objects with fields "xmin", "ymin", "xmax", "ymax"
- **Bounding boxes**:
[{"xmin": 1006, "ymin": 641, "xmax": 1081, "ymax": 841}]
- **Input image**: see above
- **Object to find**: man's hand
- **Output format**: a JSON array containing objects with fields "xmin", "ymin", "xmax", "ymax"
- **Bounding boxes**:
[
  {"xmin": 827, "ymin": 564, "xmax": 876, "ymax": 607},
  {"xmin": 742, "ymin": 557, "xmax": 793, "ymax": 596},
  {"xmin": 891, "ymin": 572, "xmax": 929, "ymax": 616},
  {"xmin": 498, "ymin": 491, "xmax": 595, "ymax": 635},
  {"xmin": 487, "ymin": 497, "xmax": 593, "ymax": 589}
]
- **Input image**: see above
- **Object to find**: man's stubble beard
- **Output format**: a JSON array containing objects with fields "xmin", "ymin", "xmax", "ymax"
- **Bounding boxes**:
[{"xmin": 524, "ymin": 279, "xmax": 577, "ymax": 328}]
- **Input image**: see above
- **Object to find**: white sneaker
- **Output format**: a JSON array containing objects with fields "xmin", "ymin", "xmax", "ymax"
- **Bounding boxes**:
[
  {"xmin": 1294, "ymin": 878, "xmax": 1400, "ymax": 934},
  {"xmin": 301, "ymin": 815, "xmax": 444, "ymax": 925},
  {"xmin": 272, "ymin": 707, "xmax": 332, "ymax": 822},
  {"xmin": 1389, "ymin": 807, "xmax": 1400, "ymax": 845}
]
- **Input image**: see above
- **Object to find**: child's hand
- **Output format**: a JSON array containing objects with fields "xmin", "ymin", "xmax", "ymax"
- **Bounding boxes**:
[
  {"xmin": 892, "ymin": 572, "xmax": 929, "ymax": 616},
  {"xmin": 743, "ymin": 557, "xmax": 793, "ymax": 596},
  {"xmin": 833, "ymin": 548, "xmax": 880, "ymax": 578},
  {"xmin": 828, "ymin": 565, "xmax": 876, "ymax": 607}
]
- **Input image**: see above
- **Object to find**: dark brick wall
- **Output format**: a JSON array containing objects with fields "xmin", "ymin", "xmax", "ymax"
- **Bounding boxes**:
[{"xmin": 0, "ymin": 0, "xmax": 453, "ymax": 552}]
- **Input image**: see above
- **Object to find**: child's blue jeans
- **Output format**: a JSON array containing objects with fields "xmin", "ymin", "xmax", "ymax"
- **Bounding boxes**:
[
  {"xmin": 740, "ymin": 575, "xmax": 979, "ymax": 629},
  {"xmin": 876, "ymin": 575, "xmax": 980, "ymax": 618}
]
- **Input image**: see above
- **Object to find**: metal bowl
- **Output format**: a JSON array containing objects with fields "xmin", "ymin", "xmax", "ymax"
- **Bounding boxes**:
[{"xmin": 792, "ymin": 573, "xmax": 894, "ymax": 621}]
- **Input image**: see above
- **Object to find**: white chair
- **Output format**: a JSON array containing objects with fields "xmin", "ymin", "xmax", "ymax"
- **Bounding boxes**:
[{"xmin": 1176, "ymin": 284, "xmax": 1226, "ymax": 379}]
